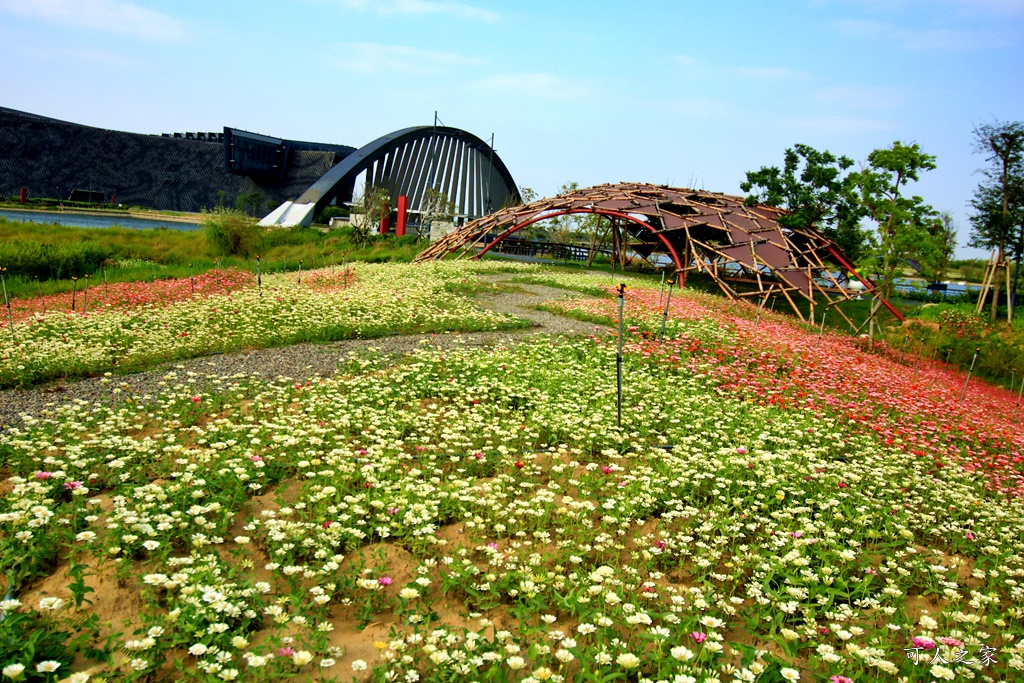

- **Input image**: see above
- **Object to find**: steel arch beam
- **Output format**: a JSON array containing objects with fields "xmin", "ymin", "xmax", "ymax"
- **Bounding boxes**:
[
  {"xmin": 297, "ymin": 126, "xmax": 519, "ymax": 219},
  {"xmin": 476, "ymin": 208, "xmax": 684, "ymax": 274}
]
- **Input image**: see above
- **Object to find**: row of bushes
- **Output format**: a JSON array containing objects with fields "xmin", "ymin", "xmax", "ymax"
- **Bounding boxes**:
[{"xmin": 0, "ymin": 240, "xmax": 118, "ymax": 281}]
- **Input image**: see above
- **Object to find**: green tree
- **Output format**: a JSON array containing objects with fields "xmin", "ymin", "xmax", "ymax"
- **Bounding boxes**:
[
  {"xmin": 235, "ymin": 191, "xmax": 267, "ymax": 218},
  {"xmin": 852, "ymin": 141, "xmax": 939, "ymax": 301},
  {"xmin": 419, "ymin": 186, "xmax": 456, "ymax": 238},
  {"xmin": 926, "ymin": 211, "xmax": 958, "ymax": 284},
  {"xmin": 740, "ymin": 143, "xmax": 868, "ymax": 262},
  {"xmin": 351, "ymin": 184, "xmax": 390, "ymax": 244},
  {"xmin": 967, "ymin": 119, "xmax": 1024, "ymax": 318}
]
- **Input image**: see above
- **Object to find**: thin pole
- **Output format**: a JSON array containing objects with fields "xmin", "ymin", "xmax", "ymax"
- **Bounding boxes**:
[
  {"xmin": 83, "ymin": 275, "xmax": 89, "ymax": 314},
  {"xmin": 960, "ymin": 348, "xmax": 980, "ymax": 404},
  {"xmin": 1, "ymin": 268, "xmax": 12, "ymax": 333},
  {"xmin": 659, "ymin": 278, "xmax": 674, "ymax": 342},
  {"xmin": 1015, "ymin": 376, "xmax": 1024, "ymax": 417},
  {"xmin": 256, "ymin": 256, "xmax": 262, "ymax": 298},
  {"xmin": 899, "ymin": 335, "xmax": 910, "ymax": 363},
  {"xmin": 658, "ymin": 270, "xmax": 665, "ymax": 307},
  {"xmin": 616, "ymin": 284, "xmax": 625, "ymax": 430},
  {"xmin": 72, "ymin": 277, "xmax": 78, "ymax": 312},
  {"xmin": 298, "ymin": 260, "xmax": 303, "ymax": 286},
  {"xmin": 103, "ymin": 267, "xmax": 107, "ymax": 288},
  {"xmin": 817, "ymin": 310, "xmax": 828, "ymax": 346},
  {"xmin": 189, "ymin": 263, "xmax": 194, "ymax": 295}
]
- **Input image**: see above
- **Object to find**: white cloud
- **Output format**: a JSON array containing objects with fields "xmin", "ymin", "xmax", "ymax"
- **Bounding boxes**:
[
  {"xmin": 833, "ymin": 18, "xmax": 992, "ymax": 49},
  {"xmin": 331, "ymin": 42, "xmax": 480, "ymax": 74},
  {"xmin": 673, "ymin": 55, "xmax": 811, "ymax": 82},
  {"xmin": 470, "ymin": 73, "xmax": 595, "ymax": 100},
  {"xmin": 330, "ymin": 0, "xmax": 499, "ymax": 21},
  {"xmin": 0, "ymin": 0, "xmax": 188, "ymax": 41}
]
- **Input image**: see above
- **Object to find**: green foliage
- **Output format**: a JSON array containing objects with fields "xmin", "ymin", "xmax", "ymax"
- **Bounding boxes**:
[
  {"xmin": 203, "ymin": 208, "xmax": 264, "ymax": 257},
  {"xmin": 351, "ymin": 185, "xmax": 391, "ymax": 244},
  {"xmin": 312, "ymin": 205, "xmax": 349, "ymax": 224},
  {"xmin": 852, "ymin": 141, "xmax": 940, "ymax": 300},
  {"xmin": 0, "ymin": 610, "xmax": 74, "ymax": 682},
  {"xmin": 234, "ymin": 191, "xmax": 268, "ymax": 218},
  {"xmin": 0, "ymin": 240, "xmax": 116, "ymax": 280},
  {"xmin": 741, "ymin": 143, "xmax": 868, "ymax": 261}
]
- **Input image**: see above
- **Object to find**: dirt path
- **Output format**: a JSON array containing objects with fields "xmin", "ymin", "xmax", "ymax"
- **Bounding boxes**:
[{"xmin": 0, "ymin": 276, "xmax": 608, "ymax": 427}]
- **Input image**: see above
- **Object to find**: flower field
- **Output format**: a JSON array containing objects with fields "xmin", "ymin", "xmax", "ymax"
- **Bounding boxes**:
[
  {"xmin": 1, "ymin": 265, "xmax": 1022, "ymax": 683},
  {"xmin": 0, "ymin": 262, "xmax": 528, "ymax": 388}
]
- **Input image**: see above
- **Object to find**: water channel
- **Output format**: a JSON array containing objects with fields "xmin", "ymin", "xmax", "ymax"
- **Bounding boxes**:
[{"xmin": 0, "ymin": 207, "xmax": 200, "ymax": 231}]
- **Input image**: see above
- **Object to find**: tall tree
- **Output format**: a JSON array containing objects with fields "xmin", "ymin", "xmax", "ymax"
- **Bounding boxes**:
[
  {"xmin": 926, "ymin": 211, "xmax": 958, "ymax": 284},
  {"xmin": 852, "ymin": 141, "xmax": 940, "ymax": 301},
  {"xmin": 967, "ymin": 119, "xmax": 1024, "ymax": 318},
  {"xmin": 741, "ymin": 143, "xmax": 868, "ymax": 262}
]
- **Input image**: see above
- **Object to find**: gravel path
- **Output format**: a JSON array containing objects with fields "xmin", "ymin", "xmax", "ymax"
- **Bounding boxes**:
[{"xmin": 0, "ymin": 276, "xmax": 609, "ymax": 428}]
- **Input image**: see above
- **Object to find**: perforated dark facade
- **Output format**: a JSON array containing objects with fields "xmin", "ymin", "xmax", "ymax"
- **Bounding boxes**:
[{"xmin": 0, "ymin": 107, "xmax": 349, "ymax": 213}]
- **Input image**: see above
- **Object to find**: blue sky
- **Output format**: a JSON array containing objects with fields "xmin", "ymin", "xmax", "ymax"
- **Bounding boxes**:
[{"xmin": 1, "ymin": 0, "xmax": 1022, "ymax": 258}]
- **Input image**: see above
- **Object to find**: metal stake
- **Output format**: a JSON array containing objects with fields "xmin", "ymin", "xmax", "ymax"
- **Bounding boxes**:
[
  {"xmin": 256, "ymin": 256, "xmax": 262, "ymax": 298},
  {"xmin": 617, "ymin": 284, "xmax": 625, "ymax": 429},
  {"xmin": 189, "ymin": 263, "xmax": 194, "ymax": 295},
  {"xmin": 817, "ymin": 310, "xmax": 828, "ymax": 345},
  {"xmin": 72, "ymin": 277, "xmax": 78, "ymax": 312},
  {"xmin": 659, "ymin": 278, "xmax": 675, "ymax": 342},
  {"xmin": 1, "ymin": 268, "xmax": 12, "ymax": 333},
  {"xmin": 960, "ymin": 348, "xmax": 980, "ymax": 404},
  {"xmin": 1015, "ymin": 375, "xmax": 1024, "ymax": 417},
  {"xmin": 298, "ymin": 260, "xmax": 303, "ymax": 285},
  {"xmin": 658, "ymin": 270, "xmax": 666, "ymax": 308},
  {"xmin": 899, "ymin": 335, "xmax": 910, "ymax": 364}
]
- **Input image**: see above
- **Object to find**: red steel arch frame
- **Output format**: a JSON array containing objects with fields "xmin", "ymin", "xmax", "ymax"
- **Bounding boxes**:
[
  {"xmin": 416, "ymin": 182, "xmax": 904, "ymax": 330},
  {"xmin": 475, "ymin": 207, "xmax": 684, "ymax": 274}
]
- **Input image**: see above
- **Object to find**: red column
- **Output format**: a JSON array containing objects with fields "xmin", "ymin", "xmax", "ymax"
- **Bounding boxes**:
[
  {"xmin": 379, "ymin": 202, "xmax": 390, "ymax": 234},
  {"xmin": 19, "ymin": 187, "xmax": 27, "ymax": 203},
  {"xmin": 396, "ymin": 195, "xmax": 408, "ymax": 237}
]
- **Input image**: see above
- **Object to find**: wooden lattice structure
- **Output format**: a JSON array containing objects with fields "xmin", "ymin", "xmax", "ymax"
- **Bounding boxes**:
[{"xmin": 415, "ymin": 182, "xmax": 903, "ymax": 328}]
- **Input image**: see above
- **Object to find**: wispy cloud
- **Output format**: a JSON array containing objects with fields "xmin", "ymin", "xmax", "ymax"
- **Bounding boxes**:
[
  {"xmin": 329, "ymin": 0, "xmax": 499, "ymax": 21},
  {"xmin": 673, "ymin": 55, "xmax": 811, "ymax": 82},
  {"xmin": 834, "ymin": 18, "xmax": 992, "ymax": 50},
  {"xmin": 0, "ymin": 0, "xmax": 188, "ymax": 41},
  {"xmin": 330, "ymin": 42, "xmax": 480, "ymax": 74},
  {"xmin": 470, "ymin": 73, "xmax": 595, "ymax": 100}
]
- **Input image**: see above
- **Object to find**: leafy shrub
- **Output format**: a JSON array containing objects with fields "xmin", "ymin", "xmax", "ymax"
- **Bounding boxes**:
[
  {"xmin": 203, "ymin": 209, "xmax": 264, "ymax": 257},
  {"xmin": 0, "ymin": 240, "xmax": 117, "ymax": 281}
]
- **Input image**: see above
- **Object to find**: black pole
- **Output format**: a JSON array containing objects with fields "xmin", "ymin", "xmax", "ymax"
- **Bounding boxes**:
[
  {"xmin": 256, "ymin": 256, "xmax": 262, "ymax": 298},
  {"xmin": 960, "ymin": 348, "xmax": 980, "ymax": 404},
  {"xmin": 659, "ymin": 277, "xmax": 675, "ymax": 342},
  {"xmin": 617, "ymin": 283, "xmax": 625, "ymax": 429}
]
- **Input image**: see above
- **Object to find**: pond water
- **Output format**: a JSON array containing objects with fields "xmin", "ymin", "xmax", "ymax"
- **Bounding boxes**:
[{"xmin": 0, "ymin": 208, "xmax": 200, "ymax": 231}]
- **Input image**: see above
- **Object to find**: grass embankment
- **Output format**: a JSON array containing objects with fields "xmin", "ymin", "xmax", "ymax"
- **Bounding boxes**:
[{"xmin": 0, "ymin": 217, "xmax": 427, "ymax": 300}]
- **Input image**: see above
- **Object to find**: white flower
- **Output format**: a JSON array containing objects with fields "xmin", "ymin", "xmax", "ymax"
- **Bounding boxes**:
[
  {"xmin": 142, "ymin": 540, "xmax": 160, "ymax": 551},
  {"xmin": 189, "ymin": 644, "xmax": 209, "ymax": 656},
  {"xmin": 291, "ymin": 651, "xmax": 313, "ymax": 666},
  {"xmin": 0, "ymin": 600, "xmax": 22, "ymax": 612},
  {"xmin": 36, "ymin": 662, "xmax": 61, "ymax": 673},
  {"xmin": 218, "ymin": 669, "xmax": 238, "ymax": 681},
  {"xmin": 671, "ymin": 645, "xmax": 694, "ymax": 661},
  {"xmin": 39, "ymin": 597, "xmax": 64, "ymax": 611},
  {"xmin": 780, "ymin": 668, "xmax": 800, "ymax": 682},
  {"xmin": 349, "ymin": 660, "xmax": 365, "ymax": 671},
  {"xmin": 930, "ymin": 665, "xmax": 956, "ymax": 681},
  {"xmin": 506, "ymin": 656, "xmax": 525, "ymax": 670},
  {"xmin": 399, "ymin": 587, "xmax": 420, "ymax": 600},
  {"xmin": 230, "ymin": 637, "xmax": 248, "ymax": 649},
  {"xmin": 616, "ymin": 653, "xmax": 640, "ymax": 669},
  {"xmin": 64, "ymin": 673, "xmax": 90, "ymax": 683},
  {"xmin": 2, "ymin": 664, "xmax": 26, "ymax": 678}
]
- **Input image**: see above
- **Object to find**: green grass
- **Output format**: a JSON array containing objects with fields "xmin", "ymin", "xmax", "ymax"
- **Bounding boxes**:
[{"xmin": 0, "ymin": 218, "xmax": 428, "ymax": 300}]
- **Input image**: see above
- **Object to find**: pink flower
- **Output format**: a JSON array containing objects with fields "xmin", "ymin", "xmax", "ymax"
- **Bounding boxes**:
[
  {"xmin": 937, "ymin": 636, "xmax": 963, "ymax": 647},
  {"xmin": 487, "ymin": 542, "xmax": 499, "ymax": 549},
  {"xmin": 514, "ymin": 461, "xmax": 525, "ymax": 469},
  {"xmin": 64, "ymin": 481, "xmax": 82, "ymax": 490},
  {"xmin": 190, "ymin": 395, "xmax": 201, "ymax": 403},
  {"xmin": 321, "ymin": 521, "xmax": 332, "ymax": 529},
  {"xmin": 735, "ymin": 446, "xmax": 747, "ymax": 455},
  {"xmin": 830, "ymin": 677, "xmax": 853, "ymax": 683},
  {"xmin": 690, "ymin": 631, "xmax": 707, "ymax": 643},
  {"xmin": 277, "ymin": 647, "xmax": 295, "ymax": 657},
  {"xmin": 838, "ymin": 482, "xmax": 849, "ymax": 488},
  {"xmin": 965, "ymin": 532, "xmax": 975, "ymax": 540},
  {"xmin": 601, "ymin": 465, "xmax": 613, "ymax": 474},
  {"xmin": 387, "ymin": 507, "xmax": 399, "ymax": 515},
  {"xmin": 654, "ymin": 540, "xmax": 666, "ymax": 550},
  {"xmin": 250, "ymin": 455, "xmax": 262, "ymax": 462},
  {"xmin": 912, "ymin": 637, "xmax": 935, "ymax": 650},
  {"xmin": 378, "ymin": 576, "xmax": 393, "ymax": 586},
  {"xmin": 36, "ymin": 471, "xmax": 53, "ymax": 480},
  {"xmin": 474, "ymin": 452, "xmax": 484, "ymax": 460}
]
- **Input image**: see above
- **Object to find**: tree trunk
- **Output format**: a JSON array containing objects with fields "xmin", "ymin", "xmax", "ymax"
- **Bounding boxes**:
[{"xmin": 991, "ymin": 246, "xmax": 1004, "ymax": 322}]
